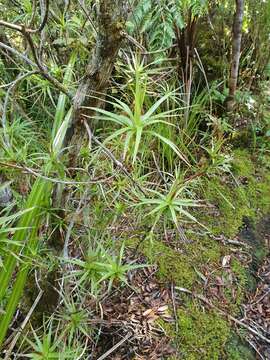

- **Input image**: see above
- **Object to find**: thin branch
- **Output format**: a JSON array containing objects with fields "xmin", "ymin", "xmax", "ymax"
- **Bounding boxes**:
[
  {"xmin": 77, "ymin": 0, "xmax": 97, "ymax": 36},
  {"xmin": 171, "ymin": 283, "xmax": 179, "ymax": 335},
  {"xmin": 0, "ymin": 20, "xmax": 22, "ymax": 32},
  {"xmin": 194, "ymin": 47, "xmax": 212, "ymax": 113},
  {"xmin": 23, "ymin": 30, "xmax": 71, "ymax": 97},
  {"xmin": 0, "ymin": 41, "xmax": 36, "ymax": 67},
  {"xmin": 29, "ymin": 0, "xmax": 38, "ymax": 28},
  {"xmin": 33, "ymin": 0, "xmax": 50, "ymax": 33},
  {"xmin": 151, "ymin": 150, "xmax": 168, "ymax": 189},
  {"xmin": 63, "ymin": 189, "xmax": 88, "ymax": 259},
  {"xmin": 0, "ymin": 162, "xmax": 110, "ymax": 185},
  {"xmin": 38, "ymin": 0, "xmax": 47, "ymax": 57},
  {"xmin": 97, "ymin": 332, "xmax": 133, "ymax": 360},
  {"xmin": 0, "ymin": 34, "xmax": 71, "ymax": 98},
  {"xmin": 0, "ymin": 0, "xmax": 49, "ymax": 34}
]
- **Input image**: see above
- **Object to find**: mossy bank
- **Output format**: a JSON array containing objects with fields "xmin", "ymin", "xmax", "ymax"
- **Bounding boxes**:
[{"xmin": 131, "ymin": 149, "xmax": 270, "ymax": 359}]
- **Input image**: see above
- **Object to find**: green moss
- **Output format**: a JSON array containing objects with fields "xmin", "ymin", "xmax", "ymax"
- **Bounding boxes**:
[
  {"xmin": 196, "ymin": 150, "xmax": 270, "ymax": 239},
  {"xmin": 178, "ymin": 310, "xmax": 229, "ymax": 359},
  {"xmin": 225, "ymin": 333, "xmax": 255, "ymax": 360},
  {"xmin": 128, "ymin": 150, "xmax": 270, "ymax": 359},
  {"xmin": 136, "ymin": 233, "xmax": 222, "ymax": 289},
  {"xmin": 231, "ymin": 259, "xmax": 248, "ymax": 294},
  {"xmin": 142, "ymin": 240, "xmax": 197, "ymax": 288},
  {"xmin": 199, "ymin": 178, "xmax": 253, "ymax": 237},
  {"xmin": 232, "ymin": 151, "xmax": 270, "ymax": 216},
  {"xmin": 163, "ymin": 301, "xmax": 230, "ymax": 360},
  {"xmin": 231, "ymin": 149, "xmax": 255, "ymax": 177},
  {"xmin": 255, "ymin": 173, "xmax": 270, "ymax": 213}
]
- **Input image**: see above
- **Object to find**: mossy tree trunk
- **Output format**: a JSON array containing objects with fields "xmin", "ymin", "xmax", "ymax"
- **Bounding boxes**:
[{"xmin": 65, "ymin": 0, "xmax": 129, "ymax": 165}]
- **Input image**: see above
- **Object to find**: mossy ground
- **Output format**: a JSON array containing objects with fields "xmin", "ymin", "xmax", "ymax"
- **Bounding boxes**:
[{"xmin": 130, "ymin": 150, "xmax": 270, "ymax": 359}]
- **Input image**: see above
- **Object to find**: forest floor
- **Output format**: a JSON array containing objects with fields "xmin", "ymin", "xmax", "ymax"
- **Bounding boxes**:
[{"xmin": 86, "ymin": 149, "xmax": 270, "ymax": 359}]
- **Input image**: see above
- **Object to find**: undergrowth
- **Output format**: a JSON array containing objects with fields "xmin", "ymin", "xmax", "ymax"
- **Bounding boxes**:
[{"xmin": 0, "ymin": 1, "xmax": 270, "ymax": 358}]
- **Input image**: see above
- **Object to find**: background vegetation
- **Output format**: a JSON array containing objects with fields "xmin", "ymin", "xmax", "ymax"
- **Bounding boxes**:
[{"xmin": 0, "ymin": 0, "xmax": 270, "ymax": 358}]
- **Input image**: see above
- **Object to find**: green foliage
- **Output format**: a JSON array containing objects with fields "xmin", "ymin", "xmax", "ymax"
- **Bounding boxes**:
[
  {"xmin": 24, "ymin": 322, "xmax": 81, "ymax": 359},
  {"xmin": 136, "ymin": 172, "xmax": 206, "ymax": 231},
  {"xmin": 1, "ymin": 0, "xmax": 270, "ymax": 357},
  {"xmin": 90, "ymin": 56, "xmax": 187, "ymax": 165},
  {"xmin": 128, "ymin": 0, "xmax": 208, "ymax": 53},
  {"xmin": 67, "ymin": 242, "xmax": 145, "ymax": 294},
  {"xmin": 201, "ymin": 139, "xmax": 233, "ymax": 175},
  {"xmin": 57, "ymin": 296, "xmax": 92, "ymax": 345},
  {"xmin": 0, "ymin": 54, "xmax": 76, "ymax": 347}
]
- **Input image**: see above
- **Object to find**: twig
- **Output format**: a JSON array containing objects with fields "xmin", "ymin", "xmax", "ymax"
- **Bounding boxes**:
[
  {"xmin": 252, "ymin": 289, "xmax": 270, "ymax": 306},
  {"xmin": 175, "ymin": 287, "xmax": 270, "ymax": 344},
  {"xmin": 63, "ymin": 189, "xmax": 88, "ymax": 259},
  {"xmin": 246, "ymin": 338, "xmax": 265, "ymax": 360},
  {"xmin": 60, "ymin": 190, "xmax": 89, "ymax": 297},
  {"xmin": 0, "ymin": 161, "xmax": 110, "ymax": 185},
  {"xmin": 39, "ymin": 0, "xmax": 48, "ymax": 57},
  {"xmin": 34, "ymin": 0, "xmax": 50, "ymax": 33},
  {"xmin": 29, "ymin": 0, "xmax": 38, "ymax": 28},
  {"xmin": 77, "ymin": 0, "xmax": 97, "ymax": 36},
  {"xmin": 96, "ymin": 332, "xmax": 133, "ymax": 360},
  {"xmin": 121, "ymin": 31, "xmax": 146, "ymax": 52},
  {"xmin": 194, "ymin": 47, "xmax": 212, "ymax": 114},
  {"xmin": 171, "ymin": 283, "xmax": 179, "ymax": 335},
  {"xmin": 151, "ymin": 151, "xmax": 168, "ymax": 189},
  {"xmin": 0, "ymin": 33, "xmax": 71, "ymax": 98},
  {"xmin": 3, "ymin": 289, "xmax": 44, "ymax": 359},
  {"xmin": 0, "ymin": 41, "xmax": 36, "ymax": 67},
  {"xmin": 0, "ymin": 0, "xmax": 49, "ymax": 34},
  {"xmin": 23, "ymin": 30, "xmax": 71, "ymax": 97}
]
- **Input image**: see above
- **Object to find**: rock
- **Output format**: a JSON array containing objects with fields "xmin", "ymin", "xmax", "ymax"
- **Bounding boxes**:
[{"xmin": 0, "ymin": 182, "xmax": 12, "ymax": 207}]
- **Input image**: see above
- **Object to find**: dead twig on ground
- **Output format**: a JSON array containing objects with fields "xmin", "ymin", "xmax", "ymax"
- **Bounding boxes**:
[
  {"xmin": 3, "ymin": 289, "xmax": 44, "ymax": 359},
  {"xmin": 96, "ymin": 332, "xmax": 133, "ymax": 360}
]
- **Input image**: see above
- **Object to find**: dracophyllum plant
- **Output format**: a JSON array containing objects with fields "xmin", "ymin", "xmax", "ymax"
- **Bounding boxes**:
[
  {"xmin": 135, "ymin": 171, "xmax": 207, "ymax": 234},
  {"xmin": 84, "ymin": 56, "xmax": 189, "ymax": 166}
]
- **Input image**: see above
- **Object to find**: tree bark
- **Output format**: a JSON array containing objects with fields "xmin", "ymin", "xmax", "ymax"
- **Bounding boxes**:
[
  {"xmin": 227, "ymin": 0, "xmax": 244, "ymax": 111},
  {"xmin": 65, "ymin": 0, "xmax": 129, "ymax": 165}
]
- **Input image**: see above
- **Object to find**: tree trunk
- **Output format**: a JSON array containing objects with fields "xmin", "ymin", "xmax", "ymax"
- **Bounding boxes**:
[
  {"xmin": 175, "ymin": 10, "xmax": 198, "ymax": 124},
  {"xmin": 65, "ymin": 0, "xmax": 129, "ymax": 166},
  {"xmin": 227, "ymin": 0, "xmax": 244, "ymax": 111}
]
